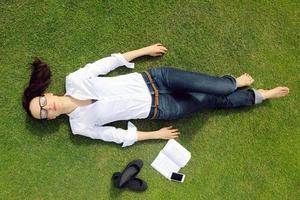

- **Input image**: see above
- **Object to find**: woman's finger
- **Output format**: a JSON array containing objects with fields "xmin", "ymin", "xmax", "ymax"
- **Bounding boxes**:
[
  {"xmin": 157, "ymin": 46, "xmax": 167, "ymax": 51},
  {"xmin": 172, "ymin": 132, "xmax": 180, "ymax": 136},
  {"xmin": 167, "ymin": 131, "xmax": 179, "ymax": 136},
  {"xmin": 160, "ymin": 47, "xmax": 168, "ymax": 51}
]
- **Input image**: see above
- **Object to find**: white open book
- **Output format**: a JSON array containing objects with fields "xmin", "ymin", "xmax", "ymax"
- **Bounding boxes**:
[{"xmin": 151, "ymin": 139, "xmax": 191, "ymax": 179}]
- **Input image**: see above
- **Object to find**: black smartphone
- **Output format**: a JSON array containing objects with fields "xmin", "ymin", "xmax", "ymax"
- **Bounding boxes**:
[{"xmin": 170, "ymin": 172, "xmax": 185, "ymax": 182}]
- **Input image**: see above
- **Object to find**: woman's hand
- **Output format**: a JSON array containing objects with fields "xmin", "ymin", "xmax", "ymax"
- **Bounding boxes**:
[
  {"xmin": 155, "ymin": 126, "xmax": 180, "ymax": 140},
  {"xmin": 143, "ymin": 43, "xmax": 168, "ymax": 57}
]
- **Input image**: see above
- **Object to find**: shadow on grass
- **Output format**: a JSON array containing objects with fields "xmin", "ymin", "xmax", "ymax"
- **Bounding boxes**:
[
  {"xmin": 163, "ymin": 101, "xmax": 269, "ymax": 145},
  {"xmin": 69, "ymin": 133, "xmax": 121, "ymax": 149},
  {"xmin": 109, "ymin": 183, "xmax": 123, "ymax": 198},
  {"xmin": 25, "ymin": 114, "xmax": 66, "ymax": 137},
  {"xmin": 109, "ymin": 181, "xmax": 146, "ymax": 198},
  {"xmin": 202, "ymin": 100, "xmax": 269, "ymax": 122},
  {"xmin": 173, "ymin": 112, "xmax": 209, "ymax": 145}
]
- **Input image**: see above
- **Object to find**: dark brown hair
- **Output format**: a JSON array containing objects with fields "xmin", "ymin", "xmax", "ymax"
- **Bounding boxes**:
[{"xmin": 22, "ymin": 58, "xmax": 52, "ymax": 118}]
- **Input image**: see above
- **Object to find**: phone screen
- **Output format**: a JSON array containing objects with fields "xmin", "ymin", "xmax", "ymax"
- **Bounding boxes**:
[{"xmin": 171, "ymin": 173, "xmax": 183, "ymax": 181}]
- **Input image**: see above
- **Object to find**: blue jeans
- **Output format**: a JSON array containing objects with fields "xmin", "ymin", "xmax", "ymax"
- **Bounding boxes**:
[{"xmin": 142, "ymin": 67, "xmax": 259, "ymax": 120}]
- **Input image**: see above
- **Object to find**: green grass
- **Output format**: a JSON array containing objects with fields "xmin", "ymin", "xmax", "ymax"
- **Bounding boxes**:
[{"xmin": 0, "ymin": 0, "xmax": 299, "ymax": 199}]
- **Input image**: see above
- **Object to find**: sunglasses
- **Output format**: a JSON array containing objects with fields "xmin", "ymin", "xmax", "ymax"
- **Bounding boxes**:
[{"xmin": 39, "ymin": 95, "xmax": 48, "ymax": 119}]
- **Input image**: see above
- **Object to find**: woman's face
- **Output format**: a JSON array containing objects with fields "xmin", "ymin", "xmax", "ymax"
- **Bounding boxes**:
[{"xmin": 29, "ymin": 93, "xmax": 62, "ymax": 120}]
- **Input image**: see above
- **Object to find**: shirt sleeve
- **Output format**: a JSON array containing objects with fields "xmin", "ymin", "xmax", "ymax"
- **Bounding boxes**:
[
  {"xmin": 67, "ymin": 53, "xmax": 135, "ymax": 79},
  {"xmin": 72, "ymin": 121, "xmax": 138, "ymax": 147}
]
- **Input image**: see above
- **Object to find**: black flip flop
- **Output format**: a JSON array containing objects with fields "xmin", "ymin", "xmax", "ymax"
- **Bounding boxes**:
[
  {"xmin": 125, "ymin": 177, "xmax": 148, "ymax": 191},
  {"xmin": 118, "ymin": 159, "xmax": 143, "ymax": 187},
  {"xmin": 112, "ymin": 172, "xmax": 123, "ymax": 188},
  {"xmin": 112, "ymin": 172, "xmax": 147, "ymax": 191}
]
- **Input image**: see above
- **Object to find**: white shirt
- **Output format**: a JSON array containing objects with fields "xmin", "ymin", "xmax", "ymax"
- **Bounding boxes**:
[{"xmin": 65, "ymin": 53, "xmax": 152, "ymax": 147}]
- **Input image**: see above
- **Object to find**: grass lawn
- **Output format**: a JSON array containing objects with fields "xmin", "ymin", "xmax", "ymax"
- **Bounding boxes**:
[{"xmin": 0, "ymin": 0, "xmax": 299, "ymax": 199}]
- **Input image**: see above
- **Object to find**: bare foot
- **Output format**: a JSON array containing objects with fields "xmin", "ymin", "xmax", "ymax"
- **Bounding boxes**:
[
  {"xmin": 236, "ymin": 73, "xmax": 254, "ymax": 88},
  {"xmin": 258, "ymin": 87, "xmax": 289, "ymax": 100}
]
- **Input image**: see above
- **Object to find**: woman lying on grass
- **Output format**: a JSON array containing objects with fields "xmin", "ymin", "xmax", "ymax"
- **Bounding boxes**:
[{"xmin": 22, "ymin": 44, "xmax": 289, "ymax": 147}]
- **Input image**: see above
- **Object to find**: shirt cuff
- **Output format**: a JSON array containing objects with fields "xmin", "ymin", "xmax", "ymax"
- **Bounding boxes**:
[
  {"xmin": 122, "ymin": 121, "xmax": 138, "ymax": 147},
  {"xmin": 111, "ymin": 53, "xmax": 135, "ymax": 69}
]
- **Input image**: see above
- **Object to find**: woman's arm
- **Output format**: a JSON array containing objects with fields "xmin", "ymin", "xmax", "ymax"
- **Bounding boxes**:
[
  {"xmin": 137, "ymin": 126, "xmax": 179, "ymax": 141},
  {"xmin": 122, "ymin": 43, "xmax": 168, "ymax": 62}
]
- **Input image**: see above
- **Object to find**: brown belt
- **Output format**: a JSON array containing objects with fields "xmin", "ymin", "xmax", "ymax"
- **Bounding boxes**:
[{"xmin": 144, "ymin": 71, "xmax": 159, "ymax": 119}]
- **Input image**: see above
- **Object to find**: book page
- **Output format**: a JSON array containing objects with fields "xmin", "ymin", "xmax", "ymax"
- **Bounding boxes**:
[
  {"xmin": 151, "ymin": 152, "xmax": 180, "ymax": 179},
  {"xmin": 162, "ymin": 139, "xmax": 191, "ymax": 167}
]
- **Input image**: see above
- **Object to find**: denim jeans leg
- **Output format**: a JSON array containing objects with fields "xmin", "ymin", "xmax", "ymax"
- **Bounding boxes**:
[
  {"xmin": 149, "ymin": 67, "xmax": 237, "ymax": 96},
  {"xmin": 157, "ymin": 89, "xmax": 256, "ymax": 120}
]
